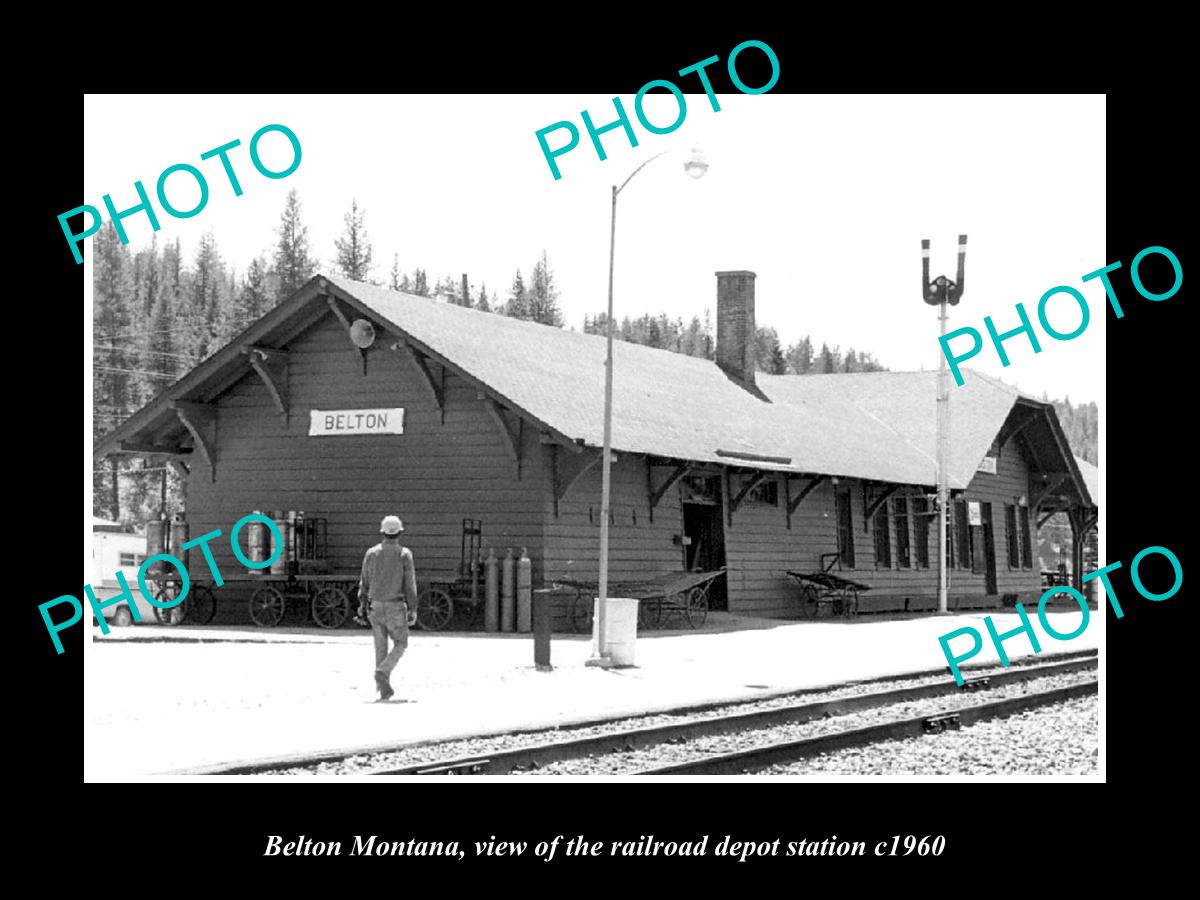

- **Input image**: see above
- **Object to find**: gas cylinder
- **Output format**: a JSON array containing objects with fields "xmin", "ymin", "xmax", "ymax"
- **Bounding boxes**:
[
  {"xmin": 145, "ymin": 516, "xmax": 167, "ymax": 579},
  {"xmin": 286, "ymin": 511, "xmax": 297, "ymax": 565},
  {"xmin": 169, "ymin": 512, "xmax": 189, "ymax": 568},
  {"xmin": 484, "ymin": 548, "xmax": 499, "ymax": 632},
  {"xmin": 516, "ymin": 547, "xmax": 532, "ymax": 633},
  {"xmin": 501, "ymin": 547, "xmax": 515, "ymax": 633},
  {"xmin": 270, "ymin": 510, "xmax": 290, "ymax": 576},
  {"xmin": 246, "ymin": 509, "xmax": 266, "ymax": 574}
]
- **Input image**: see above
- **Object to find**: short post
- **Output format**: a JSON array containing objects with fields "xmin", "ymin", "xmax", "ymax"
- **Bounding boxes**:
[{"xmin": 533, "ymin": 588, "xmax": 553, "ymax": 671}]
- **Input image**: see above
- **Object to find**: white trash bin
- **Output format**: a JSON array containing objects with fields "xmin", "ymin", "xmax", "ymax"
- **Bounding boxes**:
[{"xmin": 591, "ymin": 597, "xmax": 639, "ymax": 666}]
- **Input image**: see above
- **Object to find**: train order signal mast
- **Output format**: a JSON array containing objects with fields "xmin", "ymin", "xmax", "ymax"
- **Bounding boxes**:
[{"xmin": 922, "ymin": 235, "xmax": 967, "ymax": 615}]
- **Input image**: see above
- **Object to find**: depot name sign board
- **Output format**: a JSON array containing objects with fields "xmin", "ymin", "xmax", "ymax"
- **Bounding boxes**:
[{"xmin": 309, "ymin": 408, "xmax": 405, "ymax": 436}]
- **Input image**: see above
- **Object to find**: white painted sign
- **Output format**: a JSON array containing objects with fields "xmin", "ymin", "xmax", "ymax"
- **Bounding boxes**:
[
  {"xmin": 968, "ymin": 501, "xmax": 983, "ymax": 526},
  {"xmin": 309, "ymin": 408, "xmax": 405, "ymax": 436},
  {"xmin": 977, "ymin": 456, "xmax": 998, "ymax": 475}
]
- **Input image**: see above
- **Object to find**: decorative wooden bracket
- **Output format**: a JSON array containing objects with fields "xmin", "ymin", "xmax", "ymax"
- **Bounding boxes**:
[
  {"xmin": 1030, "ymin": 473, "xmax": 1069, "ymax": 508},
  {"xmin": 730, "ymin": 471, "xmax": 769, "ymax": 516},
  {"xmin": 647, "ymin": 462, "xmax": 690, "ymax": 523},
  {"xmin": 1037, "ymin": 509, "xmax": 1057, "ymax": 529},
  {"xmin": 864, "ymin": 483, "xmax": 900, "ymax": 523},
  {"xmin": 326, "ymin": 295, "xmax": 368, "ymax": 374},
  {"xmin": 244, "ymin": 346, "xmax": 289, "ymax": 423},
  {"xmin": 171, "ymin": 401, "xmax": 216, "ymax": 482},
  {"xmin": 995, "ymin": 406, "xmax": 1039, "ymax": 453},
  {"xmin": 398, "ymin": 340, "xmax": 445, "ymax": 423},
  {"xmin": 483, "ymin": 397, "xmax": 523, "ymax": 479},
  {"xmin": 784, "ymin": 474, "xmax": 827, "ymax": 529},
  {"xmin": 168, "ymin": 460, "xmax": 190, "ymax": 480},
  {"xmin": 552, "ymin": 446, "xmax": 602, "ymax": 516}
]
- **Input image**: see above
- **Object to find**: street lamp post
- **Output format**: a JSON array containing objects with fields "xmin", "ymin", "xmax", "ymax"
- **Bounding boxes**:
[{"xmin": 588, "ymin": 147, "xmax": 708, "ymax": 667}]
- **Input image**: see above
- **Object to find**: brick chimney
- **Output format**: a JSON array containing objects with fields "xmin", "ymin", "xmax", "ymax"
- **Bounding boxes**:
[{"xmin": 715, "ymin": 270, "xmax": 757, "ymax": 386}]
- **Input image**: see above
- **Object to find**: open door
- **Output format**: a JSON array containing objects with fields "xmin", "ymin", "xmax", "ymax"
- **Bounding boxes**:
[
  {"xmin": 981, "ymin": 501, "xmax": 998, "ymax": 596},
  {"xmin": 682, "ymin": 497, "xmax": 727, "ymax": 610}
]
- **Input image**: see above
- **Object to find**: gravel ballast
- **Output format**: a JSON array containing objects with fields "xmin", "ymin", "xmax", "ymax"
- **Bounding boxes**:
[
  {"xmin": 256, "ymin": 657, "xmax": 1095, "ymax": 777},
  {"xmin": 522, "ymin": 671, "xmax": 1096, "ymax": 775},
  {"xmin": 763, "ymin": 695, "xmax": 1098, "ymax": 775}
]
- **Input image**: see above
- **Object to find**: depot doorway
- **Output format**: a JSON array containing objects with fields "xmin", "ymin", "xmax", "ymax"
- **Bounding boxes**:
[{"xmin": 682, "ymin": 500, "xmax": 727, "ymax": 610}]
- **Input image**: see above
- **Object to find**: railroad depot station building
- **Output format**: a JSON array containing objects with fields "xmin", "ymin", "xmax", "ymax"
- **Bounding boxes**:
[{"xmin": 95, "ymin": 271, "xmax": 1098, "ymax": 627}]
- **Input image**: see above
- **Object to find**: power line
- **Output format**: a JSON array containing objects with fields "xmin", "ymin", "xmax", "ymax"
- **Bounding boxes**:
[{"xmin": 93, "ymin": 365, "xmax": 179, "ymax": 379}]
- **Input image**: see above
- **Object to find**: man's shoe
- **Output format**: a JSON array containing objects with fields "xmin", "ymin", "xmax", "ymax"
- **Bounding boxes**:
[{"xmin": 375, "ymin": 671, "xmax": 394, "ymax": 701}]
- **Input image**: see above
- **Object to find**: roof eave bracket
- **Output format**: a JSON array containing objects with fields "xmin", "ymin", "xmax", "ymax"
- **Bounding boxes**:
[
  {"xmin": 244, "ymin": 346, "xmax": 290, "ymax": 424},
  {"xmin": 171, "ymin": 401, "xmax": 216, "ymax": 483}
]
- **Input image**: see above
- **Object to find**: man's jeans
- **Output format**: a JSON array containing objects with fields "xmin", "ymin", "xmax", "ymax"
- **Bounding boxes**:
[{"xmin": 369, "ymin": 601, "xmax": 409, "ymax": 678}]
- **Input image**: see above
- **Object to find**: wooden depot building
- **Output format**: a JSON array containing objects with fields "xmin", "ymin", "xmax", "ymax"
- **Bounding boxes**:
[{"xmin": 95, "ymin": 271, "xmax": 1099, "ymax": 626}]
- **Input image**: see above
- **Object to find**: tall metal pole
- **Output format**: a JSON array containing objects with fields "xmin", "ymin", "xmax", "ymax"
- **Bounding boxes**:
[
  {"xmin": 592, "ymin": 184, "xmax": 618, "ymax": 663},
  {"xmin": 936, "ymin": 298, "xmax": 950, "ymax": 614}
]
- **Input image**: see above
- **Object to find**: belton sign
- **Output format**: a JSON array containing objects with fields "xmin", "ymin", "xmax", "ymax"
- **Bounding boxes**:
[{"xmin": 309, "ymin": 408, "xmax": 405, "ymax": 436}]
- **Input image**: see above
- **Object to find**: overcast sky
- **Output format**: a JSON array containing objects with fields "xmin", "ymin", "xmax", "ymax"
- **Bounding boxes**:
[{"xmin": 84, "ymin": 94, "xmax": 1105, "ymax": 403}]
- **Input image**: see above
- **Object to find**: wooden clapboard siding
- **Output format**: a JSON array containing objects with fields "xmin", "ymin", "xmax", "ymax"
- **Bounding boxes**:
[
  {"xmin": 958, "ymin": 436, "xmax": 1042, "ymax": 603},
  {"xmin": 724, "ymin": 475, "xmax": 839, "ymax": 618},
  {"xmin": 184, "ymin": 315, "xmax": 546, "ymax": 605},
  {"xmin": 541, "ymin": 454, "xmax": 683, "ymax": 628}
]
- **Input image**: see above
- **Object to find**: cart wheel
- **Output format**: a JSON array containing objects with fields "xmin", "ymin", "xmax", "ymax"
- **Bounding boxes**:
[
  {"xmin": 799, "ymin": 584, "xmax": 820, "ymax": 619},
  {"xmin": 571, "ymin": 590, "xmax": 594, "ymax": 634},
  {"xmin": 188, "ymin": 585, "xmax": 217, "ymax": 625},
  {"xmin": 685, "ymin": 586, "xmax": 709, "ymax": 629},
  {"xmin": 843, "ymin": 588, "xmax": 859, "ymax": 619},
  {"xmin": 249, "ymin": 585, "xmax": 286, "ymax": 627},
  {"xmin": 311, "ymin": 586, "xmax": 349, "ymax": 629},
  {"xmin": 637, "ymin": 597, "xmax": 661, "ymax": 631},
  {"xmin": 154, "ymin": 583, "xmax": 186, "ymax": 626},
  {"xmin": 111, "ymin": 605, "xmax": 133, "ymax": 628},
  {"xmin": 417, "ymin": 587, "xmax": 453, "ymax": 631}
]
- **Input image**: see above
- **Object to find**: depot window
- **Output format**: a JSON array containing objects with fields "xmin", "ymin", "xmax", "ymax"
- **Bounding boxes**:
[
  {"xmin": 894, "ymin": 497, "xmax": 912, "ymax": 568},
  {"xmin": 874, "ymin": 500, "xmax": 892, "ymax": 568},
  {"xmin": 955, "ymin": 500, "xmax": 971, "ymax": 571},
  {"xmin": 1005, "ymin": 504, "xmax": 1020, "ymax": 569},
  {"xmin": 913, "ymin": 497, "xmax": 931, "ymax": 568},
  {"xmin": 836, "ymin": 489, "xmax": 855, "ymax": 568}
]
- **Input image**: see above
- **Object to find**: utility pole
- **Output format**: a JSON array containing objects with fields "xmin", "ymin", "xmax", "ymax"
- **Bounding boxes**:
[{"xmin": 922, "ymin": 235, "xmax": 967, "ymax": 614}]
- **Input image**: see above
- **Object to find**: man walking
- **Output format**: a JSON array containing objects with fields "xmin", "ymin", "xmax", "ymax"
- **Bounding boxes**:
[{"xmin": 358, "ymin": 515, "xmax": 418, "ymax": 701}]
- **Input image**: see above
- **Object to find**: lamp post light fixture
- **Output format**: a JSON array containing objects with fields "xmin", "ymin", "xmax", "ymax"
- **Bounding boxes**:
[{"xmin": 588, "ymin": 147, "xmax": 708, "ymax": 668}]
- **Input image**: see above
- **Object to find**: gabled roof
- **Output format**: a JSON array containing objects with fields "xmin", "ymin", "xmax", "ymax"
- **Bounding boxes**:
[{"xmin": 95, "ymin": 274, "xmax": 1094, "ymax": 499}]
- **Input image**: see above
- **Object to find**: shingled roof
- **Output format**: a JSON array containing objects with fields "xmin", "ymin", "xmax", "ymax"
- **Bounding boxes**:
[{"xmin": 95, "ymin": 274, "xmax": 1093, "ymax": 500}]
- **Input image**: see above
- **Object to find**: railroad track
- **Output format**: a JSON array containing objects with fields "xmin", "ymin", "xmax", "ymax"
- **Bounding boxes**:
[
  {"xmin": 373, "ymin": 652, "xmax": 1097, "ymax": 776},
  {"xmin": 635, "ymin": 679, "xmax": 1096, "ymax": 775}
]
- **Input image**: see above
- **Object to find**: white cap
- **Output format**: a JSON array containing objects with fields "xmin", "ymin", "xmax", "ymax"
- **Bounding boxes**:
[{"xmin": 380, "ymin": 515, "xmax": 404, "ymax": 536}]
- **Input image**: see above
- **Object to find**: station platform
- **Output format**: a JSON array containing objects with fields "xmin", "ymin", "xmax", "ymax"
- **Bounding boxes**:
[{"xmin": 84, "ymin": 608, "xmax": 1101, "ymax": 779}]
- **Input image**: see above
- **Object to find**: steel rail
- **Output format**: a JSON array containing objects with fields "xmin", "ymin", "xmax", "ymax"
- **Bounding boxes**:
[{"xmin": 636, "ymin": 679, "xmax": 1097, "ymax": 776}]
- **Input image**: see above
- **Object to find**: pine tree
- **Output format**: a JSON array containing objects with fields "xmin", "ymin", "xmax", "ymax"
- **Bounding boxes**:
[
  {"xmin": 389, "ymin": 254, "xmax": 402, "ymax": 291},
  {"xmin": 770, "ymin": 341, "xmax": 787, "ymax": 374},
  {"xmin": 786, "ymin": 336, "xmax": 814, "ymax": 374},
  {"xmin": 754, "ymin": 327, "xmax": 784, "ymax": 372},
  {"xmin": 818, "ymin": 342, "xmax": 836, "ymax": 374},
  {"xmin": 843, "ymin": 349, "xmax": 859, "ymax": 373},
  {"xmin": 411, "ymin": 269, "xmax": 429, "ymax": 297},
  {"xmin": 476, "ymin": 284, "xmax": 491, "ymax": 312},
  {"xmin": 507, "ymin": 270, "xmax": 529, "ymax": 319},
  {"xmin": 333, "ymin": 199, "xmax": 374, "ymax": 282},
  {"xmin": 237, "ymin": 256, "xmax": 271, "ymax": 325},
  {"xmin": 527, "ymin": 250, "xmax": 564, "ymax": 326},
  {"xmin": 187, "ymin": 231, "xmax": 224, "ymax": 360},
  {"xmin": 647, "ymin": 317, "xmax": 663, "ymax": 348},
  {"xmin": 273, "ymin": 189, "xmax": 315, "ymax": 300},
  {"xmin": 93, "ymin": 222, "xmax": 136, "ymax": 520}
]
